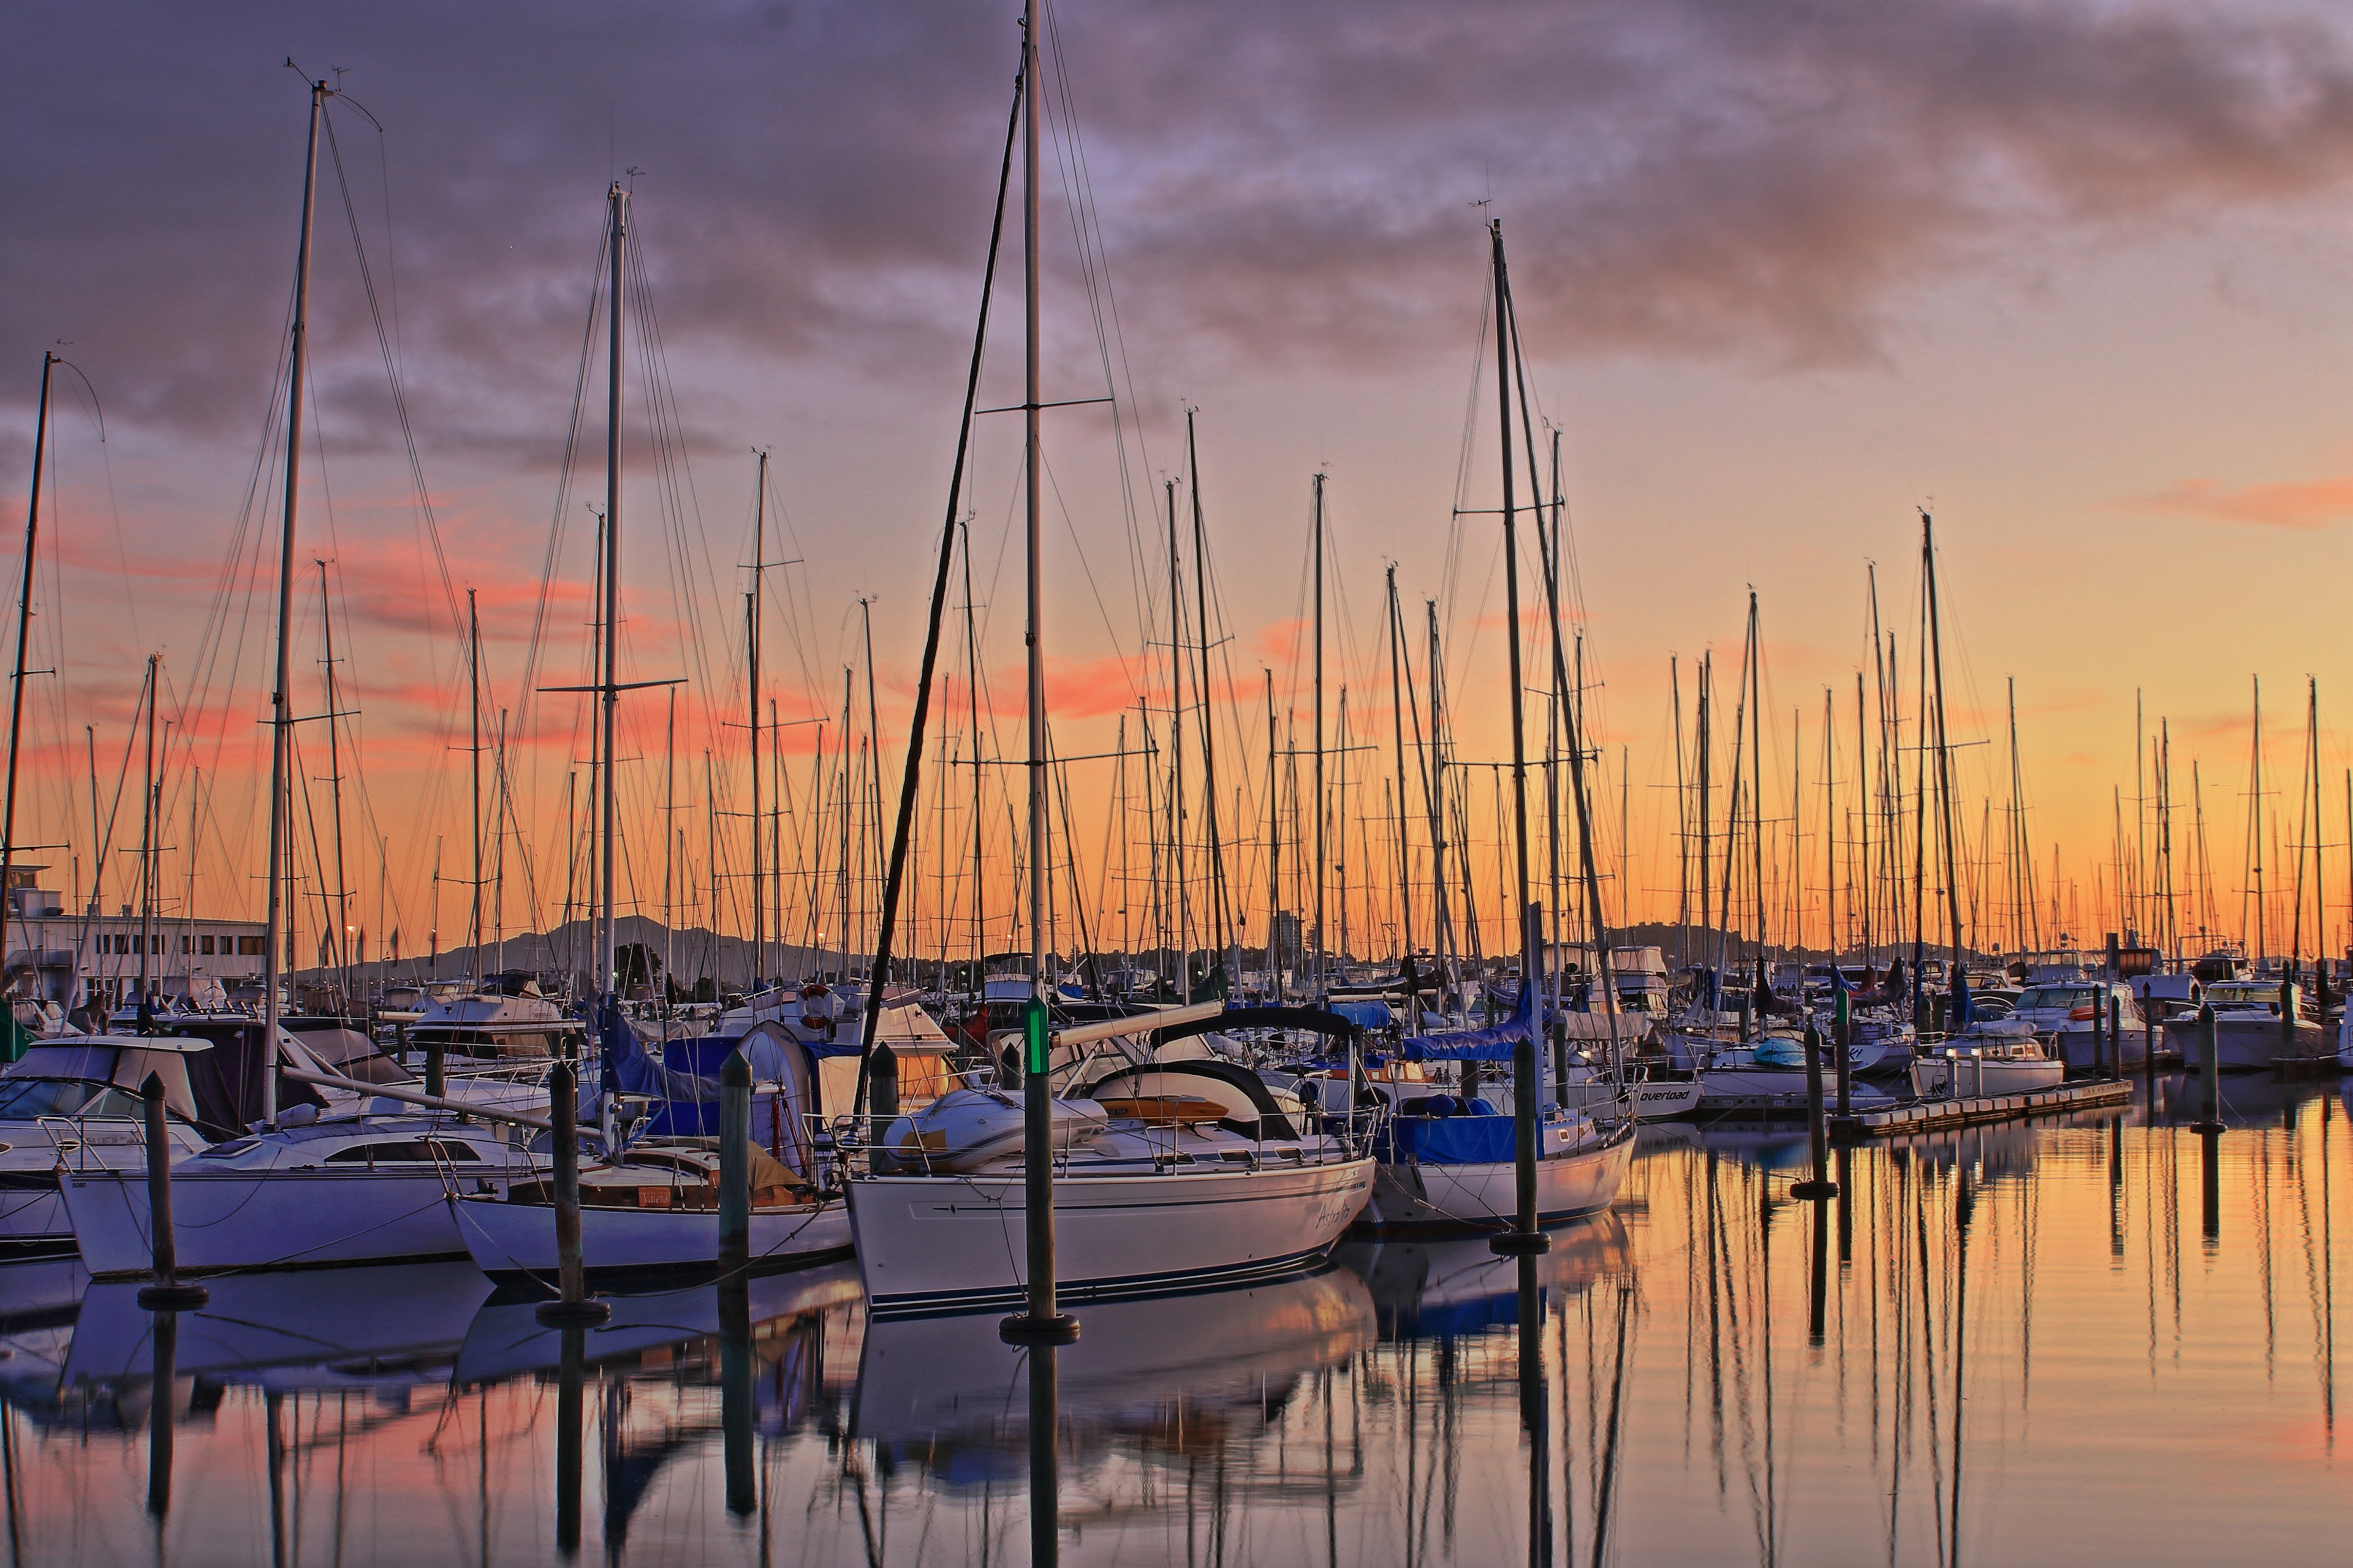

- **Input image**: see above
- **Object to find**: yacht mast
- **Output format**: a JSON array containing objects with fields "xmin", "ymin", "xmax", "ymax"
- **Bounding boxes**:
[
  {"xmin": 1311, "ymin": 472, "xmax": 1325, "ymax": 996},
  {"xmin": 750, "ymin": 452, "xmax": 766, "ymax": 992},
  {"xmin": 1167, "ymin": 477, "xmax": 1186, "ymax": 1001},
  {"xmin": 1386, "ymin": 566, "xmax": 1411, "ymax": 968},
  {"xmin": 263, "ymin": 77, "xmax": 329, "ymax": 1124},
  {"xmin": 1923, "ymin": 513, "xmax": 1966, "ymax": 983},
  {"xmin": 597, "ymin": 179, "xmax": 627, "ymax": 1001},
  {"xmin": 1488, "ymin": 219, "xmax": 1542, "ymax": 1247},
  {"xmin": 0, "ymin": 353, "xmax": 56, "ymax": 987},
  {"xmin": 468, "ymin": 588, "xmax": 482, "ymax": 987},
  {"xmin": 320, "ymin": 559, "xmax": 350, "ymax": 1007}
]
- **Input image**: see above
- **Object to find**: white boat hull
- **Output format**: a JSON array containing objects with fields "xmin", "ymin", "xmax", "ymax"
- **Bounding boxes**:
[
  {"xmin": 2051, "ymin": 1025, "xmax": 2150, "ymax": 1070},
  {"xmin": 845, "ymin": 1156, "xmax": 1373, "ymax": 1317},
  {"xmin": 1909, "ymin": 1055, "xmax": 2066, "ymax": 1097},
  {"xmin": 1697, "ymin": 1066, "xmax": 1894, "ymax": 1104},
  {"xmin": 60, "ymin": 1166, "xmax": 504, "ymax": 1278},
  {"xmin": 1631, "ymin": 1079, "xmax": 1702, "ymax": 1120},
  {"xmin": 452, "ymin": 1193, "xmax": 853, "ymax": 1284},
  {"xmin": 1357, "ymin": 1126, "xmax": 1632, "ymax": 1234},
  {"xmin": 2171, "ymin": 1016, "xmax": 2331, "ymax": 1072}
]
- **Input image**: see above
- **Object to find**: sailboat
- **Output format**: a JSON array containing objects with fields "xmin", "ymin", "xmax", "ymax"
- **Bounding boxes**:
[
  {"xmin": 56, "ymin": 81, "xmax": 565, "ymax": 1277},
  {"xmin": 1351, "ymin": 220, "xmax": 1635, "ymax": 1233},
  {"xmin": 840, "ymin": 13, "xmax": 1371, "ymax": 1319}
]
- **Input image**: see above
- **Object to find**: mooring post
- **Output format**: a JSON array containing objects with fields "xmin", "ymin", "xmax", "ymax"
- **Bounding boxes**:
[
  {"xmin": 145, "ymin": 1303, "xmax": 179, "ymax": 1518},
  {"xmin": 719, "ymin": 1049, "xmax": 751, "ymax": 1279},
  {"xmin": 2109, "ymin": 993, "xmax": 2124, "ymax": 1082},
  {"xmin": 135, "ymin": 1073, "xmax": 206, "ymax": 1311},
  {"xmin": 719, "ymin": 1274, "xmax": 754, "ymax": 1516},
  {"xmin": 2281, "ymin": 974, "xmax": 2298, "ymax": 1065},
  {"xmin": 1833, "ymin": 985, "xmax": 1852, "ymax": 1119},
  {"xmin": 413, "ymin": 1020, "xmax": 442, "ymax": 1101},
  {"xmin": 2141, "ymin": 983, "xmax": 2156, "ymax": 1080},
  {"xmin": 2089, "ymin": 990, "xmax": 2104, "ymax": 1077},
  {"xmin": 870, "ymin": 1042, "xmax": 899, "ymax": 1125},
  {"xmin": 1792, "ymin": 1020, "xmax": 1837, "ymax": 1199},
  {"xmin": 2191, "ymin": 1002, "xmax": 2222, "ymax": 1134},
  {"xmin": 1001, "ymin": 993, "xmax": 1079, "ymax": 1345},
  {"xmin": 555, "ymin": 1324, "xmax": 585, "ymax": 1555},
  {"xmin": 536, "ymin": 1058, "xmax": 610, "ymax": 1326}
]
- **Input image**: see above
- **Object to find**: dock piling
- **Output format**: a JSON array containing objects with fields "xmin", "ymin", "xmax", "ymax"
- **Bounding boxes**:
[
  {"xmin": 719, "ymin": 1049, "xmax": 751, "ymax": 1278},
  {"xmin": 1791, "ymin": 1021, "xmax": 1838, "ymax": 1199},
  {"xmin": 536, "ymin": 1058, "xmax": 610, "ymax": 1327},
  {"xmin": 2191, "ymin": 1002, "xmax": 2223, "ymax": 1135},
  {"xmin": 134, "ymin": 1073, "xmax": 206, "ymax": 1311}
]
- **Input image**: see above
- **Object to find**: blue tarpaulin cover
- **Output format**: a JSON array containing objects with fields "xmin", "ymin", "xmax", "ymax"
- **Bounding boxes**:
[
  {"xmin": 1381, "ymin": 1109, "xmax": 1514, "ymax": 1165},
  {"xmin": 1328, "ymin": 999, "xmax": 1394, "ymax": 1030},
  {"xmin": 1396, "ymin": 985, "xmax": 1542, "ymax": 1063}
]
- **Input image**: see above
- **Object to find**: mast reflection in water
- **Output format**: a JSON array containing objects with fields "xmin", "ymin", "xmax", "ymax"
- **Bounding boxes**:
[{"xmin": 0, "ymin": 1081, "xmax": 2344, "ymax": 1564}]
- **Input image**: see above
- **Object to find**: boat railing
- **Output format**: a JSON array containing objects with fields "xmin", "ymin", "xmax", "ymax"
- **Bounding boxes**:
[{"xmin": 44, "ymin": 1111, "xmax": 149, "ymax": 1172}]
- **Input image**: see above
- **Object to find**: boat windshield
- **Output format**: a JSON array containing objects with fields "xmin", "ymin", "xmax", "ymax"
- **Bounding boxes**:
[
  {"xmin": 0, "ymin": 1077, "xmax": 142, "ymax": 1120},
  {"xmin": 2017, "ymin": 987, "xmax": 2096, "ymax": 1010}
]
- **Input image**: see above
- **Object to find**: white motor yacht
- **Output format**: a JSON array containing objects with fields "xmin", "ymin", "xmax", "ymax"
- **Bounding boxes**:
[
  {"xmin": 1909, "ymin": 1020, "xmax": 2065, "ymax": 1097},
  {"xmin": 2169, "ymin": 978, "xmax": 2330, "ymax": 1071},
  {"xmin": 0, "ymin": 1036, "xmax": 224, "ymax": 1263},
  {"xmin": 405, "ymin": 972, "xmax": 582, "ymax": 1062}
]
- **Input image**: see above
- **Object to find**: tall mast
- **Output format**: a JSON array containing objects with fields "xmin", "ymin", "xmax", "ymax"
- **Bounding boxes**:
[
  {"xmin": 750, "ymin": 451, "xmax": 766, "ymax": 991},
  {"xmin": 1855, "ymin": 673, "xmax": 1871, "ymax": 964},
  {"xmin": 2253, "ymin": 677, "xmax": 2265, "ymax": 964},
  {"xmin": 263, "ymin": 78, "xmax": 330, "ymax": 1123},
  {"xmin": 320, "ymin": 559, "xmax": 350, "ymax": 1007},
  {"xmin": 1265, "ymin": 670, "xmax": 1281, "ymax": 983},
  {"xmin": 467, "ymin": 589, "xmax": 482, "ymax": 987},
  {"xmin": 1386, "ymin": 566, "xmax": 1412, "ymax": 966},
  {"xmin": 663, "ymin": 684, "xmax": 675, "ymax": 1007},
  {"xmin": 597, "ymin": 180, "xmax": 628, "ymax": 999},
  {"xmin": 0, "ymin": 352, "xmax": 57, "ymax": 988},
  {"xmin": 1923, "ymin": 514, "xmax": 1966, "ymax": 978},
  {"xmin": 966, "ymin": 525, "xmax": 983, "ymax": 1007},
  {"xmin": 1426, "ymin": 600, "xmax": 1451, "ymax": 997},
  {"xmin": 1012, "ymin": 0, "xmax": 1068, "ymax": 1344},
  {"xmin": 137, "ymin": 656, "xmax": 157, "ymax": 1029},
  {"xmin": 1167, "ymin": 477, "xmax": 1186, "ymax": 1001},
  {"xmin": 1490, "ymin": 219, "xmax": 1542, "ymax": 1246},
  {"xmin": 1697, "ymin": 656, "xmax": 1711, "ymax": 976},
  {"xmin": 1311, "ymin": 472, "xmax": 1326, "ymax": 996},
  {"xmin": 1186, "ymin": 414, "xmax": 1232, "ymax": 990}
]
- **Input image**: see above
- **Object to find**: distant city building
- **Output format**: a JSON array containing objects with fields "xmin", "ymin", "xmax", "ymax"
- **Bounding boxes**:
[{"xmin": 1, "ymin": 865, "xmax": 266, "ymax": 1011}]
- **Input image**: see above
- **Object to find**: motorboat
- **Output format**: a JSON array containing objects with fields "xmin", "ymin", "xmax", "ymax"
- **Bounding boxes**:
[
  {"xmin": 1697, "ymin": 1034, "xmax": 1895, "ymax": 1105},
  {"xmin": 61, "ymin": 1110, "xmax": 546, "ymax": 1278},
  {"xmin": 404, "ymin": 971, "xmax": 582, "ymax": 1061},
  {"xmin": 1909, "ymin": 1020, "xmax": 2065, "ymax": 1097},
  {"xmin": 2011, "ymin": 979, "xmax": 2151, "ymax": 1069},
  {"xmin": 2169, "ymin": 978, "xmax": 2331, "ymax": 1072},
  {"xmin": 0, "ymin": 1026, "xmax": 374, "ymax": 1264}
]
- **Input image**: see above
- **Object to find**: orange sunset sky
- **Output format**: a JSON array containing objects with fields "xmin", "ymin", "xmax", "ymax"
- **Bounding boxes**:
[{"xmin": 7, "ymin": 0, "xmax": 2353, "ymax": 971}]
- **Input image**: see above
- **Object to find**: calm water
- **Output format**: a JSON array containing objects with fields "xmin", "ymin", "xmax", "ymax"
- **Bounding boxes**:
[{"xmin": 2, "ymin": 1075, "xmax": 2348, "ymax": 1565}]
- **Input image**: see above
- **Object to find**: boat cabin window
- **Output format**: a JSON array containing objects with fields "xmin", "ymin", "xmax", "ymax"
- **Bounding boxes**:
[
  {"xmin": 2017, "ymin": 987, "xmax": 2096, "ymax": 1010},
  {"xmin": 0, "ymin": 1078, "xmax": 142, "ymax": 1120},
  {"xmin": 325, "ymin": 1138, "xmax": 483, "ymax": 1165}
]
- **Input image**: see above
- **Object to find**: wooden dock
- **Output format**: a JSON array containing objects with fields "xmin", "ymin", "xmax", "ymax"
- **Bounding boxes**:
[{"xmin": 1827, "ymin": 1078, "xmax": 2134, "ymax": 1142}]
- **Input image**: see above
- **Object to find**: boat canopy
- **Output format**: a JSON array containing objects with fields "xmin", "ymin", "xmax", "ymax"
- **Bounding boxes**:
[{"xmin": 1397, "ymin": 988, "xmax": 1541, "ymax": 1064}]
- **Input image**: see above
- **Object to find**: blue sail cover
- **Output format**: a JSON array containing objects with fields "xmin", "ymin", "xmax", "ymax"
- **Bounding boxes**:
[
  {"xmin": 1396, "ymin": 985, "xmax": 1543, "ymax": 1063},
  {"xmin": 596, "ymin": 1004, "xmax": 802, "ymax": 1137},
  {"xmin": 1381, "ymin": 1107, "xmax": 1514, "ymax": 1165},
  {"xmin": 1328, "ymin": 999, "xmax": 1393, "ymax": 1030}
]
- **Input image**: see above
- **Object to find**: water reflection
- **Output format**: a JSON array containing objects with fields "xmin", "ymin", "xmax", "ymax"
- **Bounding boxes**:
[{"xmin": 0, "ymin": 1088, "xmax": 2339, "ymax": 1562}]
